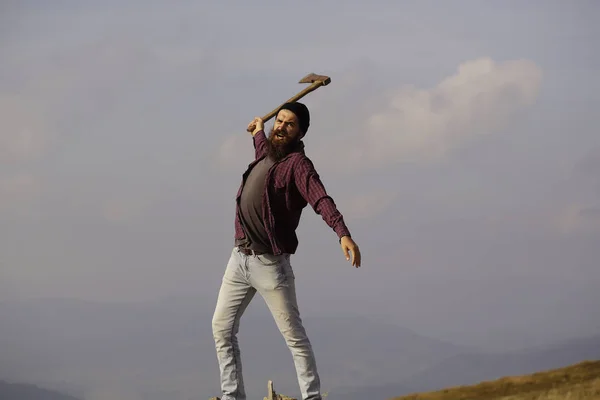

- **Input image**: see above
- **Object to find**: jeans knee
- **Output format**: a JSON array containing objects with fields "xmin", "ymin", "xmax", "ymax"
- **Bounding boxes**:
[
  {"xmin": 212, "ymin": 315, "xmax": 228, "ymax": 340},
  {"xmin": 213, "ymin": 328, "xmax": 231, "ymax": 346},
  {"xmin": 213, "ymin": 315, "xmax": 239, "ymax": 344},
  {"xmin": 278, "ymin": 324, "xmax": 309, "ymax": 346}
]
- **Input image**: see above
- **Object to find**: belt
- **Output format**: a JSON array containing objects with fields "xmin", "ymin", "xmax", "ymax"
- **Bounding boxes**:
[{"xmin": 237, "ymin": 246, "xmax": 267, "ymax": 256}]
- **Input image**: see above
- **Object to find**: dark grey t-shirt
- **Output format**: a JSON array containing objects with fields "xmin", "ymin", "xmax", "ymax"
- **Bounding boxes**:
[{"xmin": 236, "ymin": 156, "xmax": 275, "ymax": 253}]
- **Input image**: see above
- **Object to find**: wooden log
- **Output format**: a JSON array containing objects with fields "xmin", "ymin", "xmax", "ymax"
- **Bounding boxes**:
[
  {"xmin": 267, "ymin": 380, "xmax": 275, "ymax": 400},
  {"xmin": 264, "ymin": 380, "xmax": 297, "ymax": 400}
]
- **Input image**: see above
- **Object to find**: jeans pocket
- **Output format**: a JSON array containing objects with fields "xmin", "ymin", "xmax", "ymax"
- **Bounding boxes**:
[
  {"xmin": 251, "ymin": 255, "xmax": 292, "ymax": 290},
  {"xmin": 256, "ymin": 253, "xmax": 281, "ymax": 266}
]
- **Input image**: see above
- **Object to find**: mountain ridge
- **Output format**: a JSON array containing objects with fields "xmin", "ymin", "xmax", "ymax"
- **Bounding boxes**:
[{"xmin": 0, "ymin": 380, "xmax": 82, "ymax": 400}]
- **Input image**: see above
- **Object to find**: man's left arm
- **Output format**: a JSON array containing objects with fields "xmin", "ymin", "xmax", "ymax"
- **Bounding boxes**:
[{"xmin": 293, "ymin": 157, "xmax": 361, "ymax": 267}]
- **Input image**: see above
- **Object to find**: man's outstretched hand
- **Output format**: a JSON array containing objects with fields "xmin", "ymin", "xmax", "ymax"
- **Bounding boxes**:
[
  {"xmin": 341, "ymin": 236, "xmax": 361, "ymax": 268},
  {"xmin": 247, "ymin": 117, "xmax": 264, "ymax": 136}
]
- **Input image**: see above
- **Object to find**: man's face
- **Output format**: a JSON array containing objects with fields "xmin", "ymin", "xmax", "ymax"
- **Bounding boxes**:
[
  {"xmin": 271, "ymin": 109, "xmax": 302, "ymax": 145},
  {"xmin": 266, "ymin": 109, "xmax": 304, "ymax": 161}
]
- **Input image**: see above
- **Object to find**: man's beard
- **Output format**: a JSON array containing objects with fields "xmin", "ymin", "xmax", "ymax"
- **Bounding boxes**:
[{"xmin": 266, "ymin": 127, "xmax": 300, "ymax": 161}]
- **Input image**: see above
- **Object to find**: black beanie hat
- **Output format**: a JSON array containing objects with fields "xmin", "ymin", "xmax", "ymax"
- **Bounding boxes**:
[{"xmin": 277, "ymin": 102, "xmax": 310, "ymax": 135}]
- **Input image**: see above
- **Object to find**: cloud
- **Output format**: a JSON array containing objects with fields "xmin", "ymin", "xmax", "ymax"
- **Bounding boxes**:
[
  {"xmin": 0, "ymin": 95, "xmax": 48, "ymax": 163},
  {"xmin": 336, "ymin": 58, "xmax": 542, "ymax": 168},
  {"xmin": 218, "ymin": 58, "xmax": 542, "ymax": 176},
  {"xmin": 554, "ymin": 203, "xmax": 600, "ymax": 235},
  {"xmin": 0, "ymin": 173, "xmax": 39, "ymax": 211}
]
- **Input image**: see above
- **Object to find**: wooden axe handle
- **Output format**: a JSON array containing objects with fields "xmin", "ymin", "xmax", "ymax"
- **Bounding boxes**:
[
  {"xmin": 261, "ymin": 81, "xmax": 324, "ymax": 122},
  {"xmin": 246, "ymin": 81, "xmax": 326, "ymax": 132}
]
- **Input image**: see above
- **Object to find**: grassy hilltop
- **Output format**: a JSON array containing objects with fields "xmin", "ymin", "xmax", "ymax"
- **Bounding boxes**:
[{"xmin": 390, "ymin": 360, "xmax": 600, "ymax": 400}]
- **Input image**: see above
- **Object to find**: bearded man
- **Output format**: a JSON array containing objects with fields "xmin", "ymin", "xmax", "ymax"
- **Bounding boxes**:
[{"xmin": 211, "ymin": 102, "xmax": 361, "ymax": 400}]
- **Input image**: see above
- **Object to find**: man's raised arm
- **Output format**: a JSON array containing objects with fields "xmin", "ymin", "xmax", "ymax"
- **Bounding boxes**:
[{"xmin": 247, "ymin": 116, "xmax": 268, "ymax": 160}]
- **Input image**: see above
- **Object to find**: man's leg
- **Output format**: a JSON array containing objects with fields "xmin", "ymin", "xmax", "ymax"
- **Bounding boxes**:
[
  {"xmin": 248, "ymin": 253, "xmax": 321, "ymax": 400},
  {"xmin": 212, "ymin": 248, "xmax": 257, "ymax": 400}
]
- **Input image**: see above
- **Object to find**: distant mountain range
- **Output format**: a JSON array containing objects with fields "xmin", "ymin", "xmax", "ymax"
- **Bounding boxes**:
[
  {"xmin": 335, "ymin": 334, "xmax": 600, "ymax": 399},
  {"xmin": 1, "ymin": 297, "xmax": 598, "ymax": 400},
  {"xmin": 0, "ymin": 380, "xmax": 81, "ymax": 400}
]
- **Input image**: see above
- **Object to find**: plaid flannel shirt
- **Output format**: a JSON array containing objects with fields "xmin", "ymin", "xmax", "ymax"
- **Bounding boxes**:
[{"xmin": 234, "ymin": 130, "xmax": 351, "ymax": 255}]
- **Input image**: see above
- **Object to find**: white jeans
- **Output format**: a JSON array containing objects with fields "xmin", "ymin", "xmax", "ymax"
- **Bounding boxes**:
[{"xmin": 212, "ymin": 247, "xmax": 321, "ymax": 400}]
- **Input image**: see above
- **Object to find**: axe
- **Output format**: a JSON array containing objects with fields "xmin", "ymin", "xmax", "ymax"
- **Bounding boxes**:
[{"xmin": 246, "ymin": 73, "xmax": 331, "ymax": 132}]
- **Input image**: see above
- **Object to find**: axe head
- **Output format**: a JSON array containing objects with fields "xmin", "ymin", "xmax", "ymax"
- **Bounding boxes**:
[{"xmin": 299, "ymin": 73, "xmax": 331, "ymax": 86}]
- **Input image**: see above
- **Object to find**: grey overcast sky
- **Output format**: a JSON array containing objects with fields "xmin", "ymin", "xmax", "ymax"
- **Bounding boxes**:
[{"xmin": 1, "ymin": 1, "xmax": 599, "ymax": 346}]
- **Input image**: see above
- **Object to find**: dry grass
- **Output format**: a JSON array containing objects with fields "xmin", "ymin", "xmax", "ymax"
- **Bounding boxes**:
[{"xmin": 391, "ymin": 360, "xmax": 600, "ymax": 400}]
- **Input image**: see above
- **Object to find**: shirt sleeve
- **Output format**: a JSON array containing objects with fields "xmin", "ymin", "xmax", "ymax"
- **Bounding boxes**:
[
  {"xmin": 252, "ymin": 130, "xmax": 268, "ymax": 160},
  {"xmin": 293, "ymin": 156, "xmax": 351, "ymax": 239}
]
